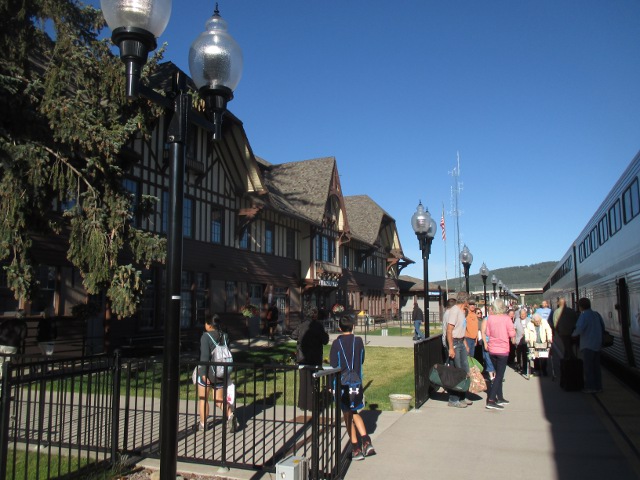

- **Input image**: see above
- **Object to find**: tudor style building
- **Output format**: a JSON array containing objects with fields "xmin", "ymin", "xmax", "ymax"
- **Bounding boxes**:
[{"xmin": 0, "ymin": 63, "xmax": 410, "ymax": 351}]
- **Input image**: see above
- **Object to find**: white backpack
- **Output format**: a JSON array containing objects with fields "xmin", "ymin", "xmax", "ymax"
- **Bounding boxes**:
[{"xmin": 207, "ymin": 333, "xmax": 233, "ymax": 379}]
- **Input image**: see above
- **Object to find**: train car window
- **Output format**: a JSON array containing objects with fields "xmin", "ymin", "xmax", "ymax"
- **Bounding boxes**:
[
  {"xmin": 589, "ymin": 227, "xmax": 598, "ymax": 253},
  {"xmin": 622, "ymin": 177, "xmax": 639, "ymax": 224},
  {"xmin": 578, "ymin": 242, "xmax": 585, "ymax": 263},
  {"xmin": 597, "ymin": 215, "xmax": 608, "ymax": 245},
  {"xmin": 608, "ymin": 199, "xmax": 622, "ymax": 237},
  {"xmin": 584, "ymin": 236, "xmax": 591, "ymax": 258}
]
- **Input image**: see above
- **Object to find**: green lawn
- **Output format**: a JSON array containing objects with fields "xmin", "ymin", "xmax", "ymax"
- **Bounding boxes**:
[{"xmin": 46, "ymin": 342, "xmax": 416, "ymax": 411}]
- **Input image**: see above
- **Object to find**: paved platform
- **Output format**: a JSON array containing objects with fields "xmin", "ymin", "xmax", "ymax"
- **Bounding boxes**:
[
  {"xmin": 347, "ymin": 357, "xmax": 640, "ymax": 480},
  {"xmin": 154, "ymin": 336, "xmax": 640, "ymax": 479}
]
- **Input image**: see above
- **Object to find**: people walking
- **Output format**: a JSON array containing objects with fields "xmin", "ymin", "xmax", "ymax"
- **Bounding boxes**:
[
  {"xmin": 412, "ymin": 302, "xmax": 425, "ymax": 341},
  {"xmin": 514, "ymin": 308, "xmax": 530, "ymax": 376},
  {"xmin": 196, "ymin": 314, "xmax": 236, "ymax": 433},
  {"xmin": 464, "ymin": 300, "xmax": 479, "ymax": 358},
  {"xmin": 572, "ymin": 298, "xmax": 603, "ymax": 393},
  {"xmin": 445, "ymin": 293, "xmax": 472, "ymax": 408},
  {"xmin": 525, "ymin": 313, "xmax": 552, "ymax": 376},
  {"xmin": 330, "ymin": 316, "xmax": 376, "ymax": 460},
  {"xmin": 484, "ymin": 299, "xmax": 516, "ymax": 410},
  {"xmin": 290, "ymin": 306, "xmax": 329, "ymax": 411},
  {"xmin": 553, "ymin": 298, "xmax": 578, "ymax": 359}
]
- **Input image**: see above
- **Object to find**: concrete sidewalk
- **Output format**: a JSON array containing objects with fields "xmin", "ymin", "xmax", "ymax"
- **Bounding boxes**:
[{"xmin": 346, "ymin": 365, "xmax": 640, "ymax": 480}]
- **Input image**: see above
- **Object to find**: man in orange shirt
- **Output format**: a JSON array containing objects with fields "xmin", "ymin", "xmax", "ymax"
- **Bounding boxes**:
[{"xmin": 465, "ymin": 300, "xmax": 479, "ymax": 358}]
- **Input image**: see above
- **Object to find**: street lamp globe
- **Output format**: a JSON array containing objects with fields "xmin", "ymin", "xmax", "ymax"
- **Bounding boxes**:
[
  {"xmin": 491, "ymin": 274, "xmax": 498, "ymax": 285},
  {"xmin": 427, "ymin": 216, "xmax": 437, "ymax": 239},
  {"xmin": 498, "ymin": 279, "xmax": 503, "ymax": 290},
  {"xmin": 101, "ymin": 0, "xmax": 172, "ymax": 98},
  {"xmin": 411, "ymin": 201, "xmax": 432, "ymax": 235},
  {"xmin": 479, "ymin": 262, "xmax": 488, "ymax": 278},
  {"xmin": 459, "ymin": 244, "xmax": 473, "ymax": 266},
  {"xmin": 189, "ymin": 5, "xmax": 243, "ymax": 139},
  {"xmin": 101, "ymin": 0, "xmax": 172, "ymax": 37}
]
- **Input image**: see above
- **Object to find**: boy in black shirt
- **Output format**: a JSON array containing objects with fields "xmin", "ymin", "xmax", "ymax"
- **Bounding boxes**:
[{"xmin": 330, "ymin": 316, "xmax": 376, "ymax": 460}]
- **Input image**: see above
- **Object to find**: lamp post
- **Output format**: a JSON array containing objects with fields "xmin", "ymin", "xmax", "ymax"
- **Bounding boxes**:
[
  {"xmin": 411, "ymin": 202, "xmax": 437, "ymax": 337},
  {"xmin": 491, "ymin": 274, "xmax": 497, "ymax": 302},
  {"xmin": 101, "ymin": 2, "xmax": 243, "ymax": 478},
  {"xmin": 479, "ymin": 263, "xmax": 488, "ymax": 317},
  {"xmin": 459, "ymin": 244, "xmax": 473, "ymax": 294},
  {"xmin": 498, "ymin": 280, "xmax": 503, "ymax": 300}
]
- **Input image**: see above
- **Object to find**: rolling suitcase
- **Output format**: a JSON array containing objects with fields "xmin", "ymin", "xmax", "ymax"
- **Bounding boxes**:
[{"xmin": 560, "ymin": 358, "xmax": 584, "ymax": 391}]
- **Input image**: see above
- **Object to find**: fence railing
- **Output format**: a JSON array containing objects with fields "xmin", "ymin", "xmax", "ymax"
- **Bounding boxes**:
[
  {"xmin": 413, "ymin": 335, "xmax": 444, "ymax": 408},
  {"xmin": 0, "ymin": 353, "xmax": 348, "ymax": 480}
]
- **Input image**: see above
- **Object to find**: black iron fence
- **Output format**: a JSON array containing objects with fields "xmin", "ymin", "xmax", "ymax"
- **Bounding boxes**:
[
  {"xmin": 413, "ymin": 335, "xmax": 444, "ymax": 408},
  {"xmin": 0, "ymin": 353, "xmax": 348, "ymax": 479}
]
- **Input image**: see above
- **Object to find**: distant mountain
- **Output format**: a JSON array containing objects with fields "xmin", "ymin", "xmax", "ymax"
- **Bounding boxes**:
[{"xmin": 433, "ymin": 261, "xmax": 557, "ymax": 293}]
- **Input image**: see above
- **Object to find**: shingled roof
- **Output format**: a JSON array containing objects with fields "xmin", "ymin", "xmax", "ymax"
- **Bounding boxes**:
[
  {"xmin": 261, "ymin": 157, "xmax": 336, "ymax": 224},
  {"xmin": 344, "ymin": 195, "xmax": 393, "ymax": 245}
]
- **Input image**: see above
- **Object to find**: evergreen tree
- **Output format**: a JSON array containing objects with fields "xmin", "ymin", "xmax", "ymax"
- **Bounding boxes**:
[{"xmin": 0, "ymin": 0, "xmax": 166, "ymax": 318}]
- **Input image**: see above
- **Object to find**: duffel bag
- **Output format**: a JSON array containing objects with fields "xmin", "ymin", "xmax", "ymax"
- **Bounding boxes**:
[{"xmin": 429, "ymin": 363, "xmax": 470, "ymax": 392}]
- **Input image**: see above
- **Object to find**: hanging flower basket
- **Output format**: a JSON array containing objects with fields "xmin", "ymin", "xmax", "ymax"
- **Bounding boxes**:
[
  {"xmin": 331, "ymin": 303, "xmax": 345, "ymax": 314},
  {"xmin": 241, "ymin": 304, "xmax": 260, "ymax": 318}
]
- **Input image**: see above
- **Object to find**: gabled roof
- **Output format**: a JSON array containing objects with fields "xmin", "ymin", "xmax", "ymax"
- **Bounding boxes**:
[
  {"xmin": 261, "ymin": 157, "xmax": 336, "ymax": 224},
  {"xmin": 343, "ymin": 195, "xmax": 393, "ymax": 246}
]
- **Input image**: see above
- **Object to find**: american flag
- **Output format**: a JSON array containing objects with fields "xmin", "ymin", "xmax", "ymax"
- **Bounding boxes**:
[{"xmin": 440, "ymin": 211, "xmax": 446, "ymax": 241}]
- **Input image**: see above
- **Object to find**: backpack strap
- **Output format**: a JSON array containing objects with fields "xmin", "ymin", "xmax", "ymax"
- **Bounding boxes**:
[{"xmin": 338, "ymin": 337, "xmax": 355, "ymax": 372}]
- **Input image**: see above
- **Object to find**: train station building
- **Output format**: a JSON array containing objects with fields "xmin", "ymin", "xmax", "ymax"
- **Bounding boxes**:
[{"xmin": 0, "ymin": 63, "xmax": 411, "ymax": 352}]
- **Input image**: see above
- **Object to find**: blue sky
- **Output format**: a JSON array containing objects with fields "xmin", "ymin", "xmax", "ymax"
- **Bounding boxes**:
[{"xmin": 94, "ymin": 0, "xmax": 640, "ymax": 284}]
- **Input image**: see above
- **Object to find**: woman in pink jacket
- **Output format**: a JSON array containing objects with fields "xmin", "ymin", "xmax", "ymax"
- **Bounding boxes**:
[{"xmin": 484, "ymin": 299, "xmax": 516, "ymax": 410}]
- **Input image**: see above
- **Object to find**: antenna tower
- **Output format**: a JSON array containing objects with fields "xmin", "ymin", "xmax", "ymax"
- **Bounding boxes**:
[{"xmin": 448, "ymin": 152, "xmax": 463, "ymax": 291}]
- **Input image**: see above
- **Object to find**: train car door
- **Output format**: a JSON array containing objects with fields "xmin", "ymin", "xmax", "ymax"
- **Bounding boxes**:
[{"xmin": 616, "ymin": 278, "xmax": 636, "ymax": 368}]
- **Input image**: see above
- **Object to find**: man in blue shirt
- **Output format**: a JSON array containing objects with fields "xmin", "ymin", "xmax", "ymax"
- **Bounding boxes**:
[
  {"xmin": 572, "ymin": 298, "xmax": 603, "ymax": 393},
  {"xmin": 535, "ymin": 300, "xmax": 552, "ymax": 323}
]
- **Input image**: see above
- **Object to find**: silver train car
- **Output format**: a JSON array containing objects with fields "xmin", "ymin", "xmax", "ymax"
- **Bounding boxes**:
[{"xmin": 543, "ymin": 150, "xmax": 640, "ymax": 374}]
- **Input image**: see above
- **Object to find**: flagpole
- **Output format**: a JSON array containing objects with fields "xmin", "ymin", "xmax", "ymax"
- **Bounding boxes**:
[{"xmin": 441, "ymin": 203, "xmax": 449, "ymax": 296}]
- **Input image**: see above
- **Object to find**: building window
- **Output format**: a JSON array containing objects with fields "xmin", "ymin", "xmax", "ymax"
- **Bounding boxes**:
[
  {"xmin": 321, "ymin": 236, "xmax": 329, "ymax": 262},
  {"xmin": 342, "ymin": 247, "xmax": 350, "ymax": 269},
  {"xmin": 225, "ymin": 281, "xmax": 236, "ymax": 311},
  {"xmin": 122, "ymin": 178, "xmax": 140, "ymax": 227},
  {"xmin": 162, "ymin": 192, "xmax": 194, "ymax": 237},
  {"xmin": 265, "ymin": 223, "xmax": 274, "ymax": 254},
  {"xmin": 286, "ymin": 229, "xmax": 296, "ymax": 259},
  {"xmin": 183, "ymin": 197, "xmax": 194, "ymax": 238},
  {"xmin": 622, "ymin": 177, "xmax": 639, "ymax": 224},
  {"xmin": 211, "ymin": 209, "xmax": 223, "ymax": 244},
  {"xmin": 608, "ymin": 199, "xmax": 622, "ymax": 237},
  {"xmin": 249, "ymin": 283, "xmax": 263, "ymax": 308},
  {"xmin": 315, "ymin": 234, "xmax": 335, "ymax": 263},
  {"xmin": 239, "ymin": 226, "xmax": 249, "ymax": 249}
]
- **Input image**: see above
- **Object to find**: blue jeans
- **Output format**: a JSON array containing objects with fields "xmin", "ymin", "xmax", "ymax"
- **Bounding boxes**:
[
  {"xmin": 465, "ymin": 337, "xmax": 476, "ymax": 358},
  {"xmin": 481, "ymin": 342, "xmax": 495, "ymax": 373},
  {"xmin": 414, "ymin": 320, "xmax": 424, "ymax": 339},
  {"xmin": 582, "ymin": 349, "xmax": 602, "ymax": 391},
  {"xmin": 488, "ymin": 354, "xmax": 508, "ymax": 402},
  {"xmin": 448, "ymin": 339, "xmax": 469, "ymax": 403}
]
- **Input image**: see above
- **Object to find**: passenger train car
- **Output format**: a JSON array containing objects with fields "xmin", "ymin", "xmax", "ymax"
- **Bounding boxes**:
[{"xmin": 543, "ymin": 150, "xmax": 640, "ymax": 374}]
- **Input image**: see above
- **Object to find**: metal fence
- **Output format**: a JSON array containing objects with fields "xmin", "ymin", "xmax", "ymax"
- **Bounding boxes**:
[
  {"xmin": 413, "ymin": 335, "xmax": 444, "ymax": 408},
  {"xmin": 0, "ymin": 353, "xmax": 349, "ymax": 479}
]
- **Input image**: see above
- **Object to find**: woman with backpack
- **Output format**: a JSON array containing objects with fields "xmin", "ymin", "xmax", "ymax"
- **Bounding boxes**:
[{"xmin": 197, "ymin": 314, "xmax": 236, "ymax": 433}]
